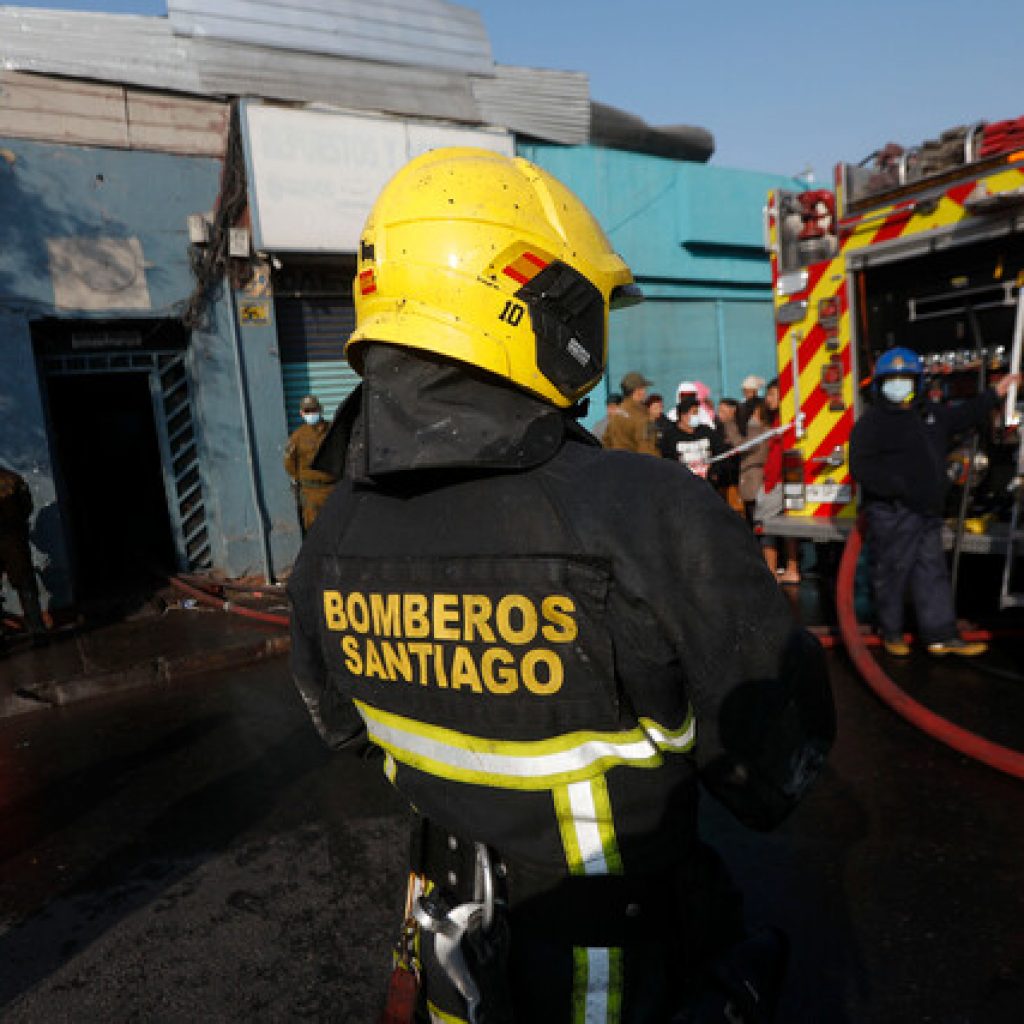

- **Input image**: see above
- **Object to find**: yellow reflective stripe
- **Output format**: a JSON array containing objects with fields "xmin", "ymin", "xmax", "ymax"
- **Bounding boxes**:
[
  {"xmin": 572, "ymin": 947, "xmax": 590, "ymax": 1024},
  {"xmin": 554, "ymin": 785, "xmax": 585, "ymax": 875},
  {"xmin": 589, "ymin": 775, "xmax": 623, "ymax": 875},
  {"xmin": 427, "ymin": 1000, "xmax": 468, "ymax": 1024},
  {"xmin": 354, "ymin": 701, "xmax": 694, "ymax": 791},
  {"xmin": 358, "ymin": 700, "xmax": 693, "ymax": 758},
  {"xmin": 640, "ymin": 715, "xmax": 696, "ymax": 753},
  {"xmin": 561, "ymin": 777, "xmax": 623, "ymax": 1022},
  {"xmin": 383, "ymin": 751, "xmax": 397, "ymax": 784},
  {"xmin": 555, "ymin": 777, "xmax": 622, "ymax": 877},
  {"xmin": 607, "ymin": 947, "xmax": 623, "ymax": 1023}
]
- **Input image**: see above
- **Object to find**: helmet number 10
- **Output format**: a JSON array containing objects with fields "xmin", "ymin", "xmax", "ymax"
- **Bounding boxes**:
[{"xmin": 498, "ymin": 300, "xmax": 526, "ymax": 327}]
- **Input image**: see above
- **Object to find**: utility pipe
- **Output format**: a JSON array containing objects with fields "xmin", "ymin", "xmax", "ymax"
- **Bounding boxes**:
[{"xmin": 226, "ymin": 283, "xmax": 275, "ymax": 586}]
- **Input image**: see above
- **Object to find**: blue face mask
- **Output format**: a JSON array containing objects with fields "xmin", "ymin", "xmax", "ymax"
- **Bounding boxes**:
[
  {"xmin": 302, "ymin": 411, "xmax": 321, "ymax": 425},
  {"xmin": 881, "ymin": 378, "xmax": 915, "ymax": 405},
  {"xmin": 687, "ymin": 414, "xmax": 700, "ymax": 429}
]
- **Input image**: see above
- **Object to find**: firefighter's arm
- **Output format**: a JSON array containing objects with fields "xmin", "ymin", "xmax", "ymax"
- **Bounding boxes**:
[
  {"xmin": 663, "ymin": 480, "xmax": 835, "ymax": 830},
  {"xmin": 286, "ymin": 544, "xmax": 366, "ymax": 751},
  {"xmin": 943, "ymin": 375, "xmax": 1020, "ymax": 436},
  {"xmin": 942, "ymin": 387, "xmax": 999, "ymax": 436}
]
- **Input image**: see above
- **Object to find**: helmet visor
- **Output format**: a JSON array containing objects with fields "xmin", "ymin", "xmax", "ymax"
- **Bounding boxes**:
[{"xmin": 610, "ymin": 283, "xmax": 644, "ymax": 310}]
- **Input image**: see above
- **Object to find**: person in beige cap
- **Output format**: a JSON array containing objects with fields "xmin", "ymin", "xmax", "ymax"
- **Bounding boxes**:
[
  {"xmin": 602, "ymin": 371, "xmax": 659, "ymax": 454},
  {"xmin": 742, "ymin": 374, "xmax": 765, "ymax": 399}
]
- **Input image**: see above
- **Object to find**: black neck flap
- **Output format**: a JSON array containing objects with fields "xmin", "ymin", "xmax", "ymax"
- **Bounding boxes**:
[{"xmin": 312, "ymin": 345, "xmax": 597, "ymax": 482}]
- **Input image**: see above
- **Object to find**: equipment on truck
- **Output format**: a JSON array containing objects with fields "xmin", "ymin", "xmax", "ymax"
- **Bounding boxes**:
[{"xmin": 763, "ymin": 115, "xmax": 1024, "ymax": 607}]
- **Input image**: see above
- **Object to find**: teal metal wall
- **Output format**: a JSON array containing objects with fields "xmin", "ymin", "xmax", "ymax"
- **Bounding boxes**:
[{"xmin": 517, "ymin": 144, "xmax": 805, "ymax": 422}]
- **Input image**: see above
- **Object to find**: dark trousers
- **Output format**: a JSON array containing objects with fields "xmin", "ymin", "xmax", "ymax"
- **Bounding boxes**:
[
  {"xmin": 866, "ymin": 502, "xmax": 958, "ymax": 643},
  {"xmin": 417, "ymin": 841, "xmax": 743, "ymax": 1023}
]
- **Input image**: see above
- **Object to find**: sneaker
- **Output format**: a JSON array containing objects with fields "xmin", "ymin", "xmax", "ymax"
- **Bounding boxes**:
[
  {"xmin": 927, "ymin": 637, "xmax": 988, "ymax": 657},
  {"xmin": 882, "ymin": 637, "xmax": 911, "ymax": 657}
]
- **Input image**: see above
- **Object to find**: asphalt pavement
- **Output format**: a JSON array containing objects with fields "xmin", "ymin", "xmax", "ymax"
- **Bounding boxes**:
[
  {"xmin": 1, "ymin": 576, "xmax": 1023, "ymax": 1022},
  {"xmin": 1, "ymin": 588, "xmax": 290, "ymax": 718}
]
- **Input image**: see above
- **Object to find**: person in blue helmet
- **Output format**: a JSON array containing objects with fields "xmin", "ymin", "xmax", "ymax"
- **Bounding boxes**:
[{"xmin": 850, "ymin": 347, "xmax": 1020, "ymax": 657}]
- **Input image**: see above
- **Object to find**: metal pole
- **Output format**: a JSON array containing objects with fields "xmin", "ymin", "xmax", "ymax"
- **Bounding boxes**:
[
  {"xmin": 226, "ymin": 282, "xmax": 274, "ymax": 585},
  {"xmin": 951, "ymin": 307, "xmax": 987, "ymax": 594}
]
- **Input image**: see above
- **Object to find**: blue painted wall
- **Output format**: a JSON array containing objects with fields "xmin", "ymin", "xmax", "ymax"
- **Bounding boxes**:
[
  {"xmin": 517, "ymin": 144, "xmax": 804, "ymax": 420},
  {"xmin": 0, "ymin": 137, "xmax": 299, "ymax": 609}
]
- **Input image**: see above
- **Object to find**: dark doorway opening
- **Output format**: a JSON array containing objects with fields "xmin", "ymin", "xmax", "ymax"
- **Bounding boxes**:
[{"xmin": 45, "ymin": 373, "xmax": 177, "ymax": 606}]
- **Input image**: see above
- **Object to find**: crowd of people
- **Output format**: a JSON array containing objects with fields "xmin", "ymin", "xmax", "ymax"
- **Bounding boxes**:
[{"xmin": 597, "ymin": 370, "xmax": 803, "ymax": 584}]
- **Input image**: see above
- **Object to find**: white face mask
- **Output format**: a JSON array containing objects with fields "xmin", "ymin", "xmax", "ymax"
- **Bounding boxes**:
[
  {"xmin": 881, "ymin": 378, "xmax": 915, "ymax": 405},
  {"xmin": 302, "ymin": 411, "xmax": 321, "ymax": 425},
  {"xmin": 687, "ymin": 414, "xmax": 700, "ymax": 430}
]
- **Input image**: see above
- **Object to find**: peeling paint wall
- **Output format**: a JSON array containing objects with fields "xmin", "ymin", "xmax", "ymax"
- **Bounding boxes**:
[{"xmin": 0, "ymin": 135, "xmax": 300, "ymax": 610}]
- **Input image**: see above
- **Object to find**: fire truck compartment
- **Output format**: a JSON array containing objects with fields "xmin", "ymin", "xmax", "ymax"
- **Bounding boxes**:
[{"xmin": 857, "ymin": 233, "xmax": 1021, "ymax": 366}]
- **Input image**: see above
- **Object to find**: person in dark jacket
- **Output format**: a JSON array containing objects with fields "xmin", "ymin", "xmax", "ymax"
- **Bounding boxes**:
[
  {"xmin": 287, "ymin": 147, "xmax": 835, "ymax": 1023},
  {"xmin": 644, "ymin": 392, "xmax": 673, "ymax": 451},
  {"xmin": 659, "ymin": 395, "xmax": 724, "ymax": 483},
  {"xmin": 850, "ymin": 346, "xmax": 1020, "ymax": 657},
  {"xmin": 0, "ymin": 465, "xmax": 46, "ymax": 648}
]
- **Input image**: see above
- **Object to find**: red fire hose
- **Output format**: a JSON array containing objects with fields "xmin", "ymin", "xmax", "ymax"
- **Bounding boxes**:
[
  {"xmin": 169, "ymin": 576, "xmax": 289, "ymax": 628},
  {"xmin": 835, "ymin": 518, "xmax": 1024, "ymax": 780}
]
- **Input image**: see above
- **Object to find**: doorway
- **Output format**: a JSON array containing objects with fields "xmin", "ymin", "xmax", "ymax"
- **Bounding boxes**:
[{"xmin": 45, "ymin": 372, "xmax": 177, "ymax": 604}]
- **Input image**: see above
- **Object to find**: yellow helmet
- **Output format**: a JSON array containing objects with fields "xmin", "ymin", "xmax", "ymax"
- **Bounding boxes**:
[{"xmin": 346, "ymin": 147, "xmax": 640, "ymax": 408}]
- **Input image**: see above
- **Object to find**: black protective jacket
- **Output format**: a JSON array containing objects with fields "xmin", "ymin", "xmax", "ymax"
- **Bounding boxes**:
[
  {"xmin": 288, "ymin": 347, "xmax": 834, "ymax": 876},
  {"xmin": 850, "ymin": 389, "xmax": 998, "ymax": 516}
]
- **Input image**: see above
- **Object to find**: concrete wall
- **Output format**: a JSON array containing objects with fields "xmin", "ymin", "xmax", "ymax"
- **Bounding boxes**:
[
  {"xmin": 517, "ymin": 143, "xmax": 804, "ymax": 420},
  {"xmin": 0, "ymin": 135, "xmax": 299, "ymax": 610}
]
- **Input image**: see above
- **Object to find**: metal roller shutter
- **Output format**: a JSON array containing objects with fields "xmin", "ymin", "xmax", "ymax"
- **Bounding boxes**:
[{"xmin": 275, "ymin": 294, "xmax": 359, "ymax": 432}]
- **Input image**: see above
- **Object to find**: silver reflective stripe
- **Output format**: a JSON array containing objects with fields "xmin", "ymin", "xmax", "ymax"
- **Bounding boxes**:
[
  {"xmin": 355, "ymin": 701, "xmax": 694, "ymax": 789},
  {"xmin": 584, "ymin": 947, "xmax": 610, "ymax": 1022},
  {"xmin": 567, "ymin": 780, "xmax": 610, "ymax": 875},
  {"xmin": 641, "ymin": 716, "xmax": 696, "ymax": 751}
]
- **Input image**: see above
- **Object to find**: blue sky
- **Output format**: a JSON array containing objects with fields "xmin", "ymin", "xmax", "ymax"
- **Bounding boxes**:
[{"xmin": 6, "ymin": 0, "xmax": 1021, "ymax": 182}]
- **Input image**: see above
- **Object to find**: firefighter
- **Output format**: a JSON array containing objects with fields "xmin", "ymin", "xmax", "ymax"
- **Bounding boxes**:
[
  {"xmin": 286, "ymin": 148, "xmax": 835, "ymax": 1023},
  {"xmin": 283, "ymin": 395, "xmax": 337, "ymax": 530},
  {"xmin": 0, "ymin": 464, "xmax": 46, "ymax": 648},
  {"xmin": 850, "ymin": 347, "xmax": 1021, "ymax": 657}
]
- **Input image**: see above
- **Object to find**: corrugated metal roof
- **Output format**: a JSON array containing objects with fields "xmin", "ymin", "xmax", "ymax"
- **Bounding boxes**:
[
  {"xmin": 0, "ymin": 9, "xmax": 200, "ymax": 94},
  {"xmin": 167, "ymin": 0, "xmax": 494, "ymax": 76},
  {"xmin": 473, "ymin": 65, "xmax": 590, "ymax": 146},
  {"xmin": 0, "ymin": 6, "xmax": 590, "ymax": 145},
  {"xmin": 188, "ymin": 38, "xmax": 481, "ymax": 123}
]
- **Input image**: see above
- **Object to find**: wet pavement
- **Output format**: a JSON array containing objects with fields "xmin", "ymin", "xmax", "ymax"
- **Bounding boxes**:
[
  {"xmin": 1, "ymin": 579, "xmax": 1023, "ymax": 1022},
  {"xmin": 1, "ymin": 591, "xmax": 290, "ymax": 716}
]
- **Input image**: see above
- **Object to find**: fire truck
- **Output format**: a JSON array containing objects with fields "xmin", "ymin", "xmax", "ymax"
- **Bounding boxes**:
[{"xmin": 763, "ymin": 116, "xmax": 1024, "ymax": 607}]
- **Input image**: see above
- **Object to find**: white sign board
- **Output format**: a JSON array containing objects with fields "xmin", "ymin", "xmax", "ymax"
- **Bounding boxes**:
[{"xmin": 244, "ymin": 105, "xmax": 513, "ymax": 253}]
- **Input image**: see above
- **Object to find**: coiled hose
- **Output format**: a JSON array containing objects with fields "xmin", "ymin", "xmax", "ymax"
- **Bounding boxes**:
[{"xmin": 169, "ymin": 576, "xmax": 289, "ymax": 628}]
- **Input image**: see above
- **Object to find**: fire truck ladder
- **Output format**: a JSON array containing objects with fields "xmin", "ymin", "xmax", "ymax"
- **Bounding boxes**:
[{"xmin": 1000, "ymin": 289, "xmax": 1024, "ymax": 609}]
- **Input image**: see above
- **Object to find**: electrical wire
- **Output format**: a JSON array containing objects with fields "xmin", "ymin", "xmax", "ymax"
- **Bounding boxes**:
[{"xmin": 182, "ymin": 101, "xmax": 251, "ymax": 331}]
